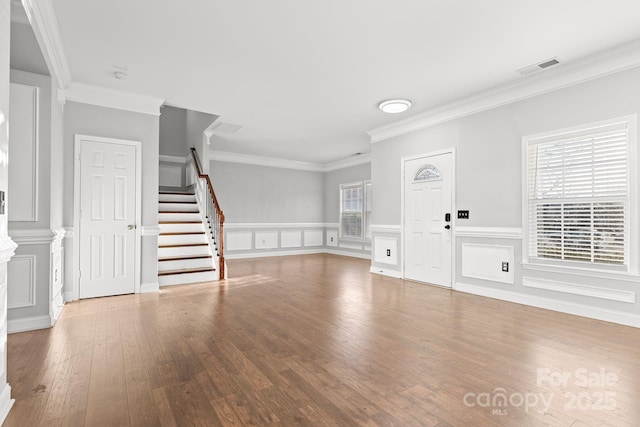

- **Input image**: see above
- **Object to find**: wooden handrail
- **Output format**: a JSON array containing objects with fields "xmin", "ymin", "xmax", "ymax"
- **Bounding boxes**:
[{"xmin": 190, "ymin": 148, "xmax": 225, "ymax": 279}]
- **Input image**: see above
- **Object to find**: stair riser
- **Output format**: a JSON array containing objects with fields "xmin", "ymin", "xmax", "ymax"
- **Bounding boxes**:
[
  {"xmin": 159, "ymin": 203, "xmax": 200, "ymax": 212},
  {"xmin": 158, "ymin": 245, "xmax": 211, "ymax": 258},
  {"xmin": 159, "ymin": 270, "xmax": 217, "ymax": 286},
  {"xmin": 159, "ymin": 257, "xmax": 214, "ymax": 272},
  {"xmin": 159, "ymin": 194, "xmax": 196, "ymax": 203},
  {"xmin": 159, "ymin": 223, "xmax": 205, "ymax": 233},
  {"xmin": 158, "ymin": 213, "xmax": 202, "ymax": 222},
  {"xmin": 158, "ymin": 234, "xmax": 208, "ymax": 246}
]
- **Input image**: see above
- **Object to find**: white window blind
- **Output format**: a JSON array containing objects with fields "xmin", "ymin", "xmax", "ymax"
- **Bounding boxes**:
[
  {"xmin": 526, "ymin": 121, "xmax": 630, "ymax": 267},
  {"xmin": 341, "ymin": 184, "xmax": 363, "ymax": 238},
  {"xmin": 340, "ymin": 181, "xmax": 371, "ymax": 240},
  {"xmin": 364, "ymin": 181, "xmax": 372, "ymax": 239}
]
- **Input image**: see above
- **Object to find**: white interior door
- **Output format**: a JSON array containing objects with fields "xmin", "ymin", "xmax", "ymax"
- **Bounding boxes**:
[
  {"xmin": 403, "ymin": 152, "xmax": 453, "ymax": 287},
  {"xmin": 79, "ymin": 138, "xmax": 137, "ymax": 299}
]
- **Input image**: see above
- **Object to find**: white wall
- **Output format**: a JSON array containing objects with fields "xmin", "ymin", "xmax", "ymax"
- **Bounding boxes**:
[{"xmin": 371, "ymin": 66, "xmax": 640, "ymax": 326}]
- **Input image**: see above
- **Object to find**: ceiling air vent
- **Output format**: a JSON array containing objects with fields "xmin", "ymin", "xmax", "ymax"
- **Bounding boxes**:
[
  {"xmin": 211, "ymin": 122, "xmax": 242, "ymax": 134},
  {"xmin": 518, "ymin": 57, "xmax": 560, "ymax": 76}
]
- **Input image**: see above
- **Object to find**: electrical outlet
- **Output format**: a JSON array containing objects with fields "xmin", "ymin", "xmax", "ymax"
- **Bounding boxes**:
[
  {"xmin": 501, "ymin": 262, "xmax": 509, "ymax": 272},
  {"xmin": 458, "ymin": 210, "xmax": 469, "ymax": 219},
  {"xmin": 386, "ymin": 249, "xmax": 391, "ymax": 257},
  {"xmin": 330, "ymin": 237, "xmax": 334, "ymax": 242}
]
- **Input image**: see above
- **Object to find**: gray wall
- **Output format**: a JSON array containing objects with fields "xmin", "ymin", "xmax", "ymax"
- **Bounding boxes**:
[
  {"xmin": 372, "ymin": 67, "xmax": 640, "ymax": 227},
  {"xmin": 210, "ymin": 161, "xmax": 324, "ymax": 223},
  {"xmin": 63, "ymin": 101, "xmax": 160, "ymax": 292},
  {"xmin": 371, "ymin": 66, "xmax": 640, "ymax": 319},
  {"xmin": 324, "ymin": 163, "xmax": 371, "ymax": 223},
  {"xmin": 159, "ymin": 105, "xmax": 187, "ymax": 157},
  {"xmin": 10, "ymin": 21, "xmax": 49, "ymax": 76},
  {"xmin": 187, "ymin": 110, "xmax": 217, "ymax": 174}
]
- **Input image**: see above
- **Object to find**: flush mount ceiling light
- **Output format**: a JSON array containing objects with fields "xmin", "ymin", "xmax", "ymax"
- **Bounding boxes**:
[{"xmin": 378, "ymin": 99, "xmax": 412, "ymax": 114}]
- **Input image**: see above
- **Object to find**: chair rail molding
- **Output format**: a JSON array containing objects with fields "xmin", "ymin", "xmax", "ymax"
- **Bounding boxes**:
[
  {"xmin": 370, "ymin": 224, "xmax": 401, "ymax": 233},
  {"xmin": 8, "ymin": 228, "xmax": 65, "ymax": 245}
]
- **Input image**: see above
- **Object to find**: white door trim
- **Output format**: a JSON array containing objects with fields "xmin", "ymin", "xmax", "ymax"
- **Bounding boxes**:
[
  {"xmin": 400, "ymin": 148, "xmax": 456, "ymax": 285},
  {"xmin": 72, "ymin": 134, "xmax": 142, "ymax": 301}
]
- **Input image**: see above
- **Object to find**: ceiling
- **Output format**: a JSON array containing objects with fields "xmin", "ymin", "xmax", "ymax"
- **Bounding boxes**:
[{"xmin": 46, "ymin": 0, "xmax": 640, "ymax": 163}]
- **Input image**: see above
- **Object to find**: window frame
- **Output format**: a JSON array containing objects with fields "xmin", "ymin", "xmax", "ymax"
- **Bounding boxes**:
[
  {"xmin": 339, "ymin": 180, "xmax": 371, "ymax": 241},
  {"xmin": 522, "ymin": 115, "xmax": 638, "ymax": 275}
]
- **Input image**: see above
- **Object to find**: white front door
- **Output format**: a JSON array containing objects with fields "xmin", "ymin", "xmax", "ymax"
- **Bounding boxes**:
[
  {"xmin": 79, "ymin": 137, "xmax": 137, "ymax": 299},
  {"xmin": 403, "ymin": 151, "xmax": 453, "ymax": 287}
]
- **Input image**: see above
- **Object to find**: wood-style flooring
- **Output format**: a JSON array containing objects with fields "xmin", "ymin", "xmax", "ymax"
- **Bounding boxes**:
[{"xmin": 4, "ymin": 254, "xmax": 640, "ymax": 426}]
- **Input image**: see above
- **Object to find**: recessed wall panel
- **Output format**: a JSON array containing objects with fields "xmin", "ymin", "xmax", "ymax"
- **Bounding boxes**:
[
  {"xmin": 90, "ymin": 235, "xmax": 104, "ymax": 280},
  {"xmin": 114, "ymin": 176, "xmax": 126, "ymax": 221},
  {"xmin": 91, "ymin": 175, "xmax": 104, "ymax": 220},
  {"xmin": 113, "ymin": 234, "xmax": 126, "ymax": 278}
]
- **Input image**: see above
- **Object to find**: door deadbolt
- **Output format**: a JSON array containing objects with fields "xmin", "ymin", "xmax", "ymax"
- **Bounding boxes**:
[{"xmin": 128, "ymin": 224, "xmax": 136, "ymax": 230}]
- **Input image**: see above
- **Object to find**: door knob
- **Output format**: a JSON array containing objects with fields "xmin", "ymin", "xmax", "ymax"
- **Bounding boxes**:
[
  {"xmin": 444, "ymin": 225, "xmax": 451, "ymax": 230},
  {"xmin": 128, "ymin": 224, "xmax": 136, "ymax": 230}
]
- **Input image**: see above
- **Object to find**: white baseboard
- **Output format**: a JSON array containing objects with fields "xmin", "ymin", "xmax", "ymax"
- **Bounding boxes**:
[
  {"xmin": 225, "ymin": 249, "xmax": 323, "ymax": 260},
  {"xmin": 0, "ymin": 384, "xmax": 14, "ymax": 426},
  {"xmin": 51, "ymin": 301, "xmax": 64, "ymax": 324},
  {"xmin": 8, "ymin": 315, "xmax": 52, "ymax": 334},
  {"xmin": 224, "ymin": 248, "xmax": 371, "ymax": 260},
  {"xmin": 140, "ymin": 281, "xmax": 160, "ymax": 293},
  {"xmin": 325, "ymin": 249, "xmax": 371, "ymax": 260},
  {"xmin": 369, "ymin": 266, "xmax": 403, "ymax": 279},
  {"xmin": 454, "ymin": 282, "xmax": 640, "ymax": 328}
]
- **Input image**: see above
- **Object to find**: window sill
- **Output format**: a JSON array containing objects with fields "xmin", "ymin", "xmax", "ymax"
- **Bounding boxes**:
[
  {"xmin": 522, "ymin": 262, "xmax": 640, "ymax": 283},
  {"xmin": 339, "ymin": 237, "xmax": 371, "ymax": 244}
]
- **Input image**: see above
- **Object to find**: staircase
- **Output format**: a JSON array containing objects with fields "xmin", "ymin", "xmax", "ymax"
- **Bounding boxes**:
[{"xmin": 158, "ymin": 191, "xmax": 217, "ymax": 286}]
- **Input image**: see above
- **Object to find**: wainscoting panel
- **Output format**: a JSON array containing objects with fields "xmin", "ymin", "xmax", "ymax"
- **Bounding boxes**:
[
  {"xmin": 373, "ymin": 236, "xmax": 398, "ymax": 265},
  {"xmin": 304, "ymin": 230, "xmax": 323, "ymax": 247},
  {"xmin": 255, "ymin": 231, "xmax": 278, "ymax": 249},
  {"xmin": 339, "ymin": 242, "xmax": 362, "ymax": 250},
  {"xmin": 326, "ymin": 229, "xmax": 338, "ymax": 247},
  {"xmin": 281, "ymin": 230, "xmax": 302, "ymax": 248},
  {"xmin": 461, "ymin": 243, "xmax": 514, "ymax": 284},
  {"xmin": 8, "ymin": 255, "xmax": 36, "ymax": 309},
  {"xmin": 226, "ymin": 231, "xmax": 253, "ymax": 251}
]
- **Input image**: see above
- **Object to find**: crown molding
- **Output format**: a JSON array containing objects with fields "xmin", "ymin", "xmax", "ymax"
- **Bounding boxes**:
[
  {"xmin": 21, "ymin": 0, "xmax": 72, "ymax": 89},
  {"xmin": 159, "ymin": 154, "xmax": 189, "ymax": 164},
  {"xmin": 324, "ymin": 153, "xmax": 371, "ymax": 171},
  {"xmin": 368, "ymin": 39, "xmax": 640, "ymax": 143},
  {"xmin": 63, "ymin": 82, "xmax": 165, "ymax": 116},
  {"xmin": 210, "ymin": 150, "xmax": 325, "ymax": 172},
  {"xmin": 210, "ymin": 150, "xmax": 371, "ymax": 172}
]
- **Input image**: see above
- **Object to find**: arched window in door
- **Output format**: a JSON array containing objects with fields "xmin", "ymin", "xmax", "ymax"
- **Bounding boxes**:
[{"xmin": 413, "ymin": 164, "xmax": 441, "ymax": 183}]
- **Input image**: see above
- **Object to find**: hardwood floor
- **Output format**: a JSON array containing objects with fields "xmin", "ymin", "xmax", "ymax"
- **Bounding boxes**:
[{"xmin": 4, "ymin": 254, "xmax": 640, "ymax": 426}]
